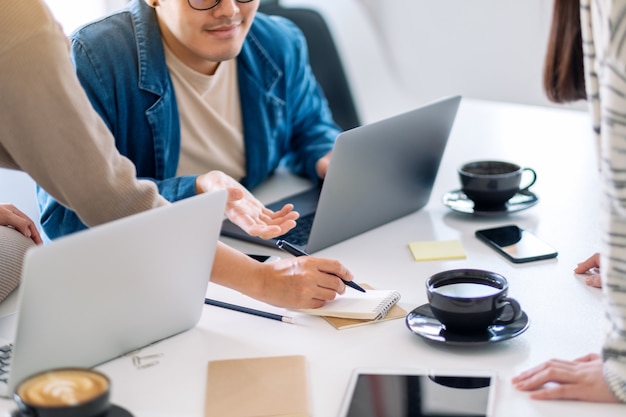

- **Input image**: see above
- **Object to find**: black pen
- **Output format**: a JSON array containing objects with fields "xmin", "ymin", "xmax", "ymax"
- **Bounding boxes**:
[
  {"xmin": 275, "ymin": 239, "xmax": 366, "ymax": 293},
  {"xmin": 205, "ymin": 298, "xmax": 295, "ymax": 324}
]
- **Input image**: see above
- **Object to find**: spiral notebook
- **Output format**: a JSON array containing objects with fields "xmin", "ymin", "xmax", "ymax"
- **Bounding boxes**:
[
  {"xmin": 294, "ymin": 285, "xmax": 402, "ymax": 322},
  {"xmin": 321, "ymin": 301, "xmax": 407, "ymax": 330}
]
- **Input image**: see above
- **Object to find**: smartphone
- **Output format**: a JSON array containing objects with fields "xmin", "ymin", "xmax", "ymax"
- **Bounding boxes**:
[
  {"xmin": 475, "ymin": 225, "xmax": 558, "ymax": 263},
  {"xmin": 337, "ymin": 368, "xmax": 496, "ymax": 417},
  {"xmin": 246, "ymin": 254, "xmax": 281, "ymax": 263}
]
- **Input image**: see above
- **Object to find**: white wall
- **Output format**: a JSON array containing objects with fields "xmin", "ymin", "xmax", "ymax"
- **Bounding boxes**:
[
  {"xmin": 363, "ymin": 0, "xmax": 559, "ymax": 108},
  {"xmin": 283, "ymin": 0, "xmax": 585, "ymax": 123}
]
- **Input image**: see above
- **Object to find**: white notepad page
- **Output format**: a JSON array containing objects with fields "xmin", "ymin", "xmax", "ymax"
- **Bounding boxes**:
[{"xmin": 294, "ymin": 289, "xmax": 401, "ymax": 320}]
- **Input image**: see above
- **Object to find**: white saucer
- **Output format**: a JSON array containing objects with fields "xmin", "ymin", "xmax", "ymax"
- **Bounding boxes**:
[
  {"xmin": 405, "ymin": 304, "xmax": 530, "ymax": 346},
  {"xmin": 441, "ymin": 189, "xmax": 538, "ymax": 216}
]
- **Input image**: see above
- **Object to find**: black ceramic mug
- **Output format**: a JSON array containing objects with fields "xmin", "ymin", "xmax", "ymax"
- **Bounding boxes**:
[
  {"xmin": 458, "ymin": 160, "xmax": 537, "ymax": 209},
  {"xmin": 426, "ymin": 269, "xmax": 522, "ymax": 334}
]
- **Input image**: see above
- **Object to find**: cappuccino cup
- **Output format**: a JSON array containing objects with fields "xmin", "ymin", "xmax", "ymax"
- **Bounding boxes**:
[
  {"xmin": 426, "ymin": 269, "xmax": 522, "ymax": 334},
  {"xmin": 14, "ymin": 368, "xmax": 110, "ymax": 417},
  {"xmin": 458, "ymin": 160, "xmax": 537, "ymax": 209}
]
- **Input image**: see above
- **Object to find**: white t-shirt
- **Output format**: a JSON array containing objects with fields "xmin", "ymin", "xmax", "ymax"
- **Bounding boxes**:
[{"xmin": 164, "ymin": 43, "xmax": 246, "ymax": 180}]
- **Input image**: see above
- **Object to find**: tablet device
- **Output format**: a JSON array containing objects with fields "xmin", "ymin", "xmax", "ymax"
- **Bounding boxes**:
[{"xmin": 337, "ymin": 368, "xmax": 496, "ymax": 417}]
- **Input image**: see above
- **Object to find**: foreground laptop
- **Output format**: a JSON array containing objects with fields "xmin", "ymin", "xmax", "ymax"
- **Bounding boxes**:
[
  {"xmin": 221, "ymin": 95, "xmax": 461, "ymax": 253},
  {"xmin": 1, "ymin": 190, "xmax": 226, "ymax": 396}
]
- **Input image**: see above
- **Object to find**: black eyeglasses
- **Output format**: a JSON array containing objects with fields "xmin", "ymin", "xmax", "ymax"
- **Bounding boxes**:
[{"xmin": 187, "ymin": 0, "xmax": 255, "ymax": 11}]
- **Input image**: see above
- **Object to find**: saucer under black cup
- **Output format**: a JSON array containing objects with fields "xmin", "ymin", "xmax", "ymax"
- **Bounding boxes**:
[
  {"xmin": 442, "ymin": 189, "xmax": 538, "ymax": 216},
  {"xmin": 405, "ymin": 303, "xmax": 530, "ymax": 346}
]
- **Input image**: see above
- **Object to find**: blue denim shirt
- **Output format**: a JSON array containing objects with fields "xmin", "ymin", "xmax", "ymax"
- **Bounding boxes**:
[{"xmin": 38, "ymin": 0, "xmax": 339, "ymax": 239}]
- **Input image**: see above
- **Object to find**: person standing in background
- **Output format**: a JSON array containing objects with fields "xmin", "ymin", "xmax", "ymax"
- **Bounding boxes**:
[{"xmin": 513, "ymin": 0, "xmax": 626, "ymax": 403}]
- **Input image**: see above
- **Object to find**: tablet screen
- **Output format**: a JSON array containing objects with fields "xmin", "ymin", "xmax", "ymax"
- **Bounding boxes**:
[{"xmin": 338, "ymin": 369, "xmax": 495, "ymax": 417}]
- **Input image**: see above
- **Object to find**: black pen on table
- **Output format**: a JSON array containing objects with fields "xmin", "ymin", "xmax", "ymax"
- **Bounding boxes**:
[
  {"xmin": 205, "ymin": 298, "xmax": 295, "ymax": 324},
  {"xmin": 275, "ymin": 239, "xmax": 366, "ymax": 293}
]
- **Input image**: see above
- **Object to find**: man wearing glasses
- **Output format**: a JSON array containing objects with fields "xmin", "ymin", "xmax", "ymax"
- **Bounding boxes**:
[{"xmin": 39, "ymin": 0, "xmax": 339, "ymax": 240}]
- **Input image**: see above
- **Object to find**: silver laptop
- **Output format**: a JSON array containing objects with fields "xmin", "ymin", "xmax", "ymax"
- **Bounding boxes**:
[
  {"xmin": 1, "ymin": 190, "xmax": 226, "ymax": 396},
  {"xmin": 221, "ymin": 95, "xmax": 461, "ymax": 253}
]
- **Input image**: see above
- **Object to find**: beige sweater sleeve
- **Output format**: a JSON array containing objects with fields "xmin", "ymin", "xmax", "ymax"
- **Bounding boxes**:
[{"xmin": 0, "ymin": 1, "xmax": 168, "ymax": 227}]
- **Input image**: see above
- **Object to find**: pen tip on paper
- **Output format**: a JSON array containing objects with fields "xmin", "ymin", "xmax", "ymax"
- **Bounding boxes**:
[{"xmin": 282, "ymin": 316, "xmax": 296, "ymax": 324}]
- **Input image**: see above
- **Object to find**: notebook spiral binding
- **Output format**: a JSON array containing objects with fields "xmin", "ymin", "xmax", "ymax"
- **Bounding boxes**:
[{"xmin": 375, "ymin": 291, "xmax": 401, "ymax": 320}]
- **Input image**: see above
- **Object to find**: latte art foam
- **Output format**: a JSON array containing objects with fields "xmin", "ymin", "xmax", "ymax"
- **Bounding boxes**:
[{"xmin": 17, "ymin": 369, "xmax": 108, "ymax": 407}]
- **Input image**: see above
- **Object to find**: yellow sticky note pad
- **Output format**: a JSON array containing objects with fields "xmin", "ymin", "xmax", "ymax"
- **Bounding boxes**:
[{"xmin": 408, "ymin": 240, "xmax": 467, "ymax": 262}]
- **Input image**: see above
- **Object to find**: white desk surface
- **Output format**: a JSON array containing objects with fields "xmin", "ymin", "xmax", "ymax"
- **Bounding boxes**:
[{"xmin": 2, "ymin": 98, "xmax": 622, "ymax": 416}]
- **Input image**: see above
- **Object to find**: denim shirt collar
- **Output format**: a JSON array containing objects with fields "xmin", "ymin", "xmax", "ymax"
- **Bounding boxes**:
[
  {"xmin": 130, "ymin": 0, "xmax": 170, "ymax": 95},
  {"xmin": 239, "ymin": 27, "xmax": 282, "ymax": 96}
]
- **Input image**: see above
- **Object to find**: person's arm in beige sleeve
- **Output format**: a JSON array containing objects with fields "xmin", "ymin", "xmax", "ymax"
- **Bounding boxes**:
[{"xmin": 0, "ymin": 2, "xmax": 167, "ymax": 227}]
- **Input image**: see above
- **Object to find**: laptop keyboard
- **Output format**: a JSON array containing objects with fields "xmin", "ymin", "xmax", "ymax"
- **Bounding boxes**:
[
  {"xmin": 277, "ymin": 213, "xmax": 314, "ymax": 247},
  {"xmin": 0, "ymin": 341, "xmax": 13, "ymax": 397}
]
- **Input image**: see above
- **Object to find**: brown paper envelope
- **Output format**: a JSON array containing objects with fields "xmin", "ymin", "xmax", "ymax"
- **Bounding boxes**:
[{"xmin": 205, "ymin": 355, "xmax": 309, "ymax": 417}]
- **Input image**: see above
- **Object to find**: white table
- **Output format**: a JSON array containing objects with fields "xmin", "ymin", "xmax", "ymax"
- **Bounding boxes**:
[{"xmin": 2, "ymin": 98, "xmax": 622, "ymax": 416}]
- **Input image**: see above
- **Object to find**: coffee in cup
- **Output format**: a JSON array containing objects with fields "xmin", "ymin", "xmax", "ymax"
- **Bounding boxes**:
[
  {"xmin": 458, "ymin": 160, "xmax": 537, "ymax": 209},
  {"xmin": 14, "ymin": 368, "xmax": 110, "ymax": 417},
  {"xmin": 426, "ymin": 268, "xmax": 522, "ymax": 334}
]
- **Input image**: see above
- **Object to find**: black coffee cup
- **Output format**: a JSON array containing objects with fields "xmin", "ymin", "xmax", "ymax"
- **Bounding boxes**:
[
  {"xmin": 458, "ymin": 160, "xmax": 537, "ymax": 209},
  {"xmin": 13, "ymin": 368, "xmax": 111, "ymax": 417},
  {"xmin": 426, "ymin": 269, "xmax": 522, "ymax": 334}
]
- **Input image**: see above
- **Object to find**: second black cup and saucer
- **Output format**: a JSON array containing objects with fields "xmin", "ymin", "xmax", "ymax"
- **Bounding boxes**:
[
  {"xmin": 405, "ymin": 303, "xmax": 530, "ymax": 346},
  {"xmin": 443, "ymin": 160, "xmax": 539, "ymax": 215},
  {"xmin": 442, "ymin": 189, "xmax": 539, "ymax": 216},
  {"xmin": 406, "ymin": 268, "xmax": 530, "ymax": 346}
]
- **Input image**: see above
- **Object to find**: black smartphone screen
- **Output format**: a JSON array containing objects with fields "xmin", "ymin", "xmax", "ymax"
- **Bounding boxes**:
[{"xmin": 475, "ymin": 225, "xmax": 558, "ymax": 263}]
